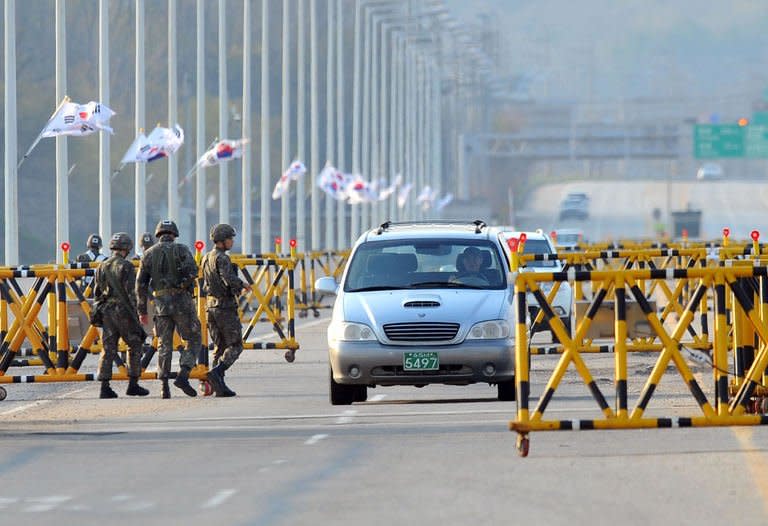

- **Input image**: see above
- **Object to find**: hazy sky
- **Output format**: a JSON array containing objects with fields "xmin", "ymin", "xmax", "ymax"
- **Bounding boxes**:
[{"xmin": 446, "ymin": 0, "xmax": 768, "ymax": 105}]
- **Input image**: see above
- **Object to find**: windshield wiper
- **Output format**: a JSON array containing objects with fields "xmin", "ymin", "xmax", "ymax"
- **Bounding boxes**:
[
  {"xmin": 348, "ymin": 285, "xmax": 404, "ymax": 292},
  {"xmin": 408, "ymin": 281, "xmax": 485, "ymax": 289}
]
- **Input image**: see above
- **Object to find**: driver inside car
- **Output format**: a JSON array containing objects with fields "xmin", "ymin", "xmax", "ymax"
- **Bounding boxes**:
[{"xmin": 451, "ymin": 246, "xmax": 489, "ymax": 285}]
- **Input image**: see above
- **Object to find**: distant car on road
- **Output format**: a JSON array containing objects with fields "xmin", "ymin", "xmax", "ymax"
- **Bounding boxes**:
[
  {"xmin": 553, "ymin": 228, "xmax": 584, "ymax": 250},
  {"xmin": 558, "ymin": 192, "xmax": 589, "ymax": 220},
  {"xmin": 497, "ymin": 229, "xmax": 573, "ymax": 341},
  {"xmin": 696, "ymin": 163, "xmax": 724, "ymax": 181}
]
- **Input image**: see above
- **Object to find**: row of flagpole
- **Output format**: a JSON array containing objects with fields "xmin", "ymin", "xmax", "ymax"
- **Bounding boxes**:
[{"xmin": 2, "ymin": 0, "xmax": 477, "ymax": 265}]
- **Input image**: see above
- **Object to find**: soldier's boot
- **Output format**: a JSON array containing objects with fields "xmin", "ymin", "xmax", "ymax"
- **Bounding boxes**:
[
  {"xmin": 126, "ymin": 377, "xmax": 150, "ymax": 397},
  {"xmin": 161, "ymin": 379, "xmax": 171, "ymax": 399},
  {"xmin": 99, "ymin": 380, "xmax": 118, "ymax": 399},
  {"xmin": 173, "ymin": 367, "xmax": 198, "ymax": 397},
  {"xmin": 207, "ymin": 364, "xmax": 236, "ymax": 397}
]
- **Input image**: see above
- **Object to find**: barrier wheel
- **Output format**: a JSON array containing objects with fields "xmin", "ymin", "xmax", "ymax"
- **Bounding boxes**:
[
  {"xmin": 199, "ymin": 380, "xmax": 213, "ymax": 397},
  {"xmin": 298, "ymin": 310, "xmax": 308, "ymax": 319},
  {"xmin": 761, "ymin": 397, "xmax": 768, "ymax": 415},
  {"xmin": 284, "ymin": 350, "xmax": 296, "ymax": 363},
  {"xmin": 313, "ymin": 309, "xmax": 320, "ymax": 318},
  {"xmin": 516, "ymin": 434, "xmax": 529, "ymax": 458},
  {"xmin": 0, "ymin": 386, "xmax": 6, "ymax": 401}
]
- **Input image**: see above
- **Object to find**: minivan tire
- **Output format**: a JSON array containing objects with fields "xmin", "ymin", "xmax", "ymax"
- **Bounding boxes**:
[
  {"xmin": 497, "ymin": 378, "xmax": 516, "ymax": 401},
  {"xmin": 330, "ymin": 369, "xmax": 356, "ymax": 405}
]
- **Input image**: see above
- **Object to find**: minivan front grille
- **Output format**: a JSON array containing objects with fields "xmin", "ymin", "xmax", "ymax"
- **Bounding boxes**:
[
  {"xmin": 383, "ymin": 322, "xmax": 459, "ymax": 342},
  {"xmin": 403, "ymin": 301, "xmax": 440, "ymax": 308}
]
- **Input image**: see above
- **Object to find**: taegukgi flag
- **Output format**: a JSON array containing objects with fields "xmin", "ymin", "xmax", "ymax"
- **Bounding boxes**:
[
  {"xmin": 397, "ymin": 182, "xmax": 413, "ymax": 209},
  {"xmin": 197, "ymin": 138, "xmax": 248, "ymax": 168},
  {"xmin": 346, "ymin": 175, "xmax": 377, "ymax": 205},
  {"xmin": 41, "ymin": 99, "xmax": 115, "ymax": 137},
  {"xmin": 120, "ymin": 124, "xmax": 185, "ymax": 165},
  {"xmin": 317, "ymin": 164, "xmax": 352, "ymax": 200},
  {"xmin": 272, "ymin": 159, "xmax": 307, "ymax": 199}
]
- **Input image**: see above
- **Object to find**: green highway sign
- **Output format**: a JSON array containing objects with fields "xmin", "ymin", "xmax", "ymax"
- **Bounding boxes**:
[
  {"xmin": 745, "ymin": 125, "xmax": 768, "ymax": 157},
  {"xmin": 694, "ymin": 124, "xmax": 745, "ymax": 158},
  {"xmin": 694, "ymin": 123, "xmax": 768, "ymax": 158}
]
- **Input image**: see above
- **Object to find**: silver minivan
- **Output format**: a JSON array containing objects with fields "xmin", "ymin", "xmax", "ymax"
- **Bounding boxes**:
[{"xmin": 315, "ymin": 221, "xmax": 517, "ymax": 405}]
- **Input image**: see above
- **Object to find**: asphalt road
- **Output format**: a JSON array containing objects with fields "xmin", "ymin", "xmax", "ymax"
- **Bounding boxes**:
[
  {"xmin": 1, "ymin": 307, "xmax": 768, "ymax": 526},
  {"xmin": 3, "ymin": 183, "xmax": 768, "ymax": 525}
]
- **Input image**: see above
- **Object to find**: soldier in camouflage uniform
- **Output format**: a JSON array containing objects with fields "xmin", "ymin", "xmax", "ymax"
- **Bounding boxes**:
[
  {"xmin": 93, "ymin": 233, "xmax": 150, "ymax": 399},
  {"xmin": 132, "ymin": 232, "xmax": 156, "ymax": 261},
  {"xmin": 202, "ymin": 224, "xmax": 252, "ymax": 397},
  {"xmin": 136, "ymin": 220, "xmax": 200, "ymax": 399},
  {"xmin": 78, "ymin": 233, "xmax": 108, "ymax": 291}
]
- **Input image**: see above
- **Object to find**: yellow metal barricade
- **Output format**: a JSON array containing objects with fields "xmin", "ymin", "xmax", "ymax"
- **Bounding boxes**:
[{"xmin": 509, "ymin": 265, "xmax": 768, "ymax": 457}]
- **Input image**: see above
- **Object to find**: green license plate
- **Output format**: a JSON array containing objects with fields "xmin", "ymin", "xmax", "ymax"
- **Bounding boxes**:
[{"xmin": 403, "ymin": 351, "xmax": 439, "ymax": 371}]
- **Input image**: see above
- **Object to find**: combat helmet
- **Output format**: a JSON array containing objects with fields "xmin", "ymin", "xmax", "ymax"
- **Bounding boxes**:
[
  {"xmin": 210, "ymin": 223, "xmax": 237, "ymax": 243},
  {"xmin": 86, "ymin": 233, "xmax": 103, "ymax": 250},
  {"xmin": 154, "ymin": 220, "xmax": 179, "ymax": 238},
  {"xmin": 140, "ymin": 232, "xmax": 155, "ymax": 250},
  {"xmin": 108, "ymin": 232, "xmax": 134, "ymax": 252}
]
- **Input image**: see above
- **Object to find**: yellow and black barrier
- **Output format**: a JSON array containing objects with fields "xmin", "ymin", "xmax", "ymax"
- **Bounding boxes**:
[
  {"xmin": 510, "ymin": 265, "xmax": 768, "ymax": 457},
  {"xmin": 0, "ymin": 251, "xmax": 301, "ymax": 397}
]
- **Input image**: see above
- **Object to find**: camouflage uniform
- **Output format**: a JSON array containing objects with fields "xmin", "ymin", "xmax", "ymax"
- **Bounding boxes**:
[
  {"xmin": 202, "ymin": 247, "xmax": 245, "ymax": 368},
  {"xmin": 94, "ymin": 255, "xmax": 144, "ymax": 381},
  {"xmin": 136, "ymin": 232, "xmax": 201, "ymax": 388}
]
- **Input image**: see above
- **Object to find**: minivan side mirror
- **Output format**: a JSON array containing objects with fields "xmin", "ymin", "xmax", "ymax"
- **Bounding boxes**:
[{"xmin": 315, "ymin": 276, "xmax": 339, "ymax": 296}]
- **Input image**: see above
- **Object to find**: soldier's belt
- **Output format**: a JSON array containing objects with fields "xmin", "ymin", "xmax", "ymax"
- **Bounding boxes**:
[{"xmin": 153, "ymin": 288, "xmax": 187, "ymax": 297}]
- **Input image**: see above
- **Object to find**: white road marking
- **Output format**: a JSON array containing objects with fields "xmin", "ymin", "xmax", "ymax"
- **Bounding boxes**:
[
  {"xmin": 304, "ymin": 433, "xmax": 329, "ymax": 445},
  {"xmin": 0, "ymin": 385, "xmax": 93, "ymax": 416},
  {"xmin": 369, "ymin": 394, "xmax": 386, "ymax": 402},
  {"xmin": 272, "ymin": 459, "xmax": 287, "ymax": 465},
  {"xmin": 119, "ymin": 501, "xmax": 156, "ymax": 512},
  {"xmin": 0, "ymin": 400, "xmax": 51, "ymax": 416},
  {"xmin": 201, "ymin": 489, "xmax": 237, "ymax": 509},
  {"xmin": 23, "ymin": 495, "xmax": 72, "ymax": 512},
  {"xmin": 110, "ymin": 494, "xmax": 133, "ymax": 502},
  {"xmin": 0, "ymin": 497, "xmax": 19, "ymax": 509},
  {"xmin": 335, "ymin": 409, "xmax": 357, "ymax": 424}
]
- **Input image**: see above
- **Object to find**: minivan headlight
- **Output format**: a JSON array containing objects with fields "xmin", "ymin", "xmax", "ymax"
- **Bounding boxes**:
[
  {"xmin": 467, "ymin": 320, "xmax": 511, "ymax": 340},
  {"xmin": 328, "ymin": 321, "xmax": 377, "ymax": 342}
]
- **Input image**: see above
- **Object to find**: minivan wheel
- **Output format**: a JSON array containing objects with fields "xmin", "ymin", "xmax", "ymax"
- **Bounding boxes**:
[
  {"xmin": 330, "ymin": 369, "xmax": 356, "ymax": 405},
  {"xmin": 497, "ymin": 379, "xmax": 516, "ymax": 401},
  {"xmin": 353, "ymin": 385, "xmax": 368, "ymax": 402}
]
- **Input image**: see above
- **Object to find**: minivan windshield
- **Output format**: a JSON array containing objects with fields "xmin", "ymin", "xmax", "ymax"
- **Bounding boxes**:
[{"xmin": 344, "ymin": 239, "xmax": 507, "ymax": 292}]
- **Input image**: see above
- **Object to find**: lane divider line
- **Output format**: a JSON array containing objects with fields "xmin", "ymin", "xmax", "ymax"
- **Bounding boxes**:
[
  {"xmin": 201, "ymin": 489, "xmax": 238, "ymax": 509},
  {"xmin": 335, "ymin": 409, "xmax": 357, "ymax": 424},
  {"xmin": 304, "ymin": 434, "xmax": 329, "ymax": 445}
]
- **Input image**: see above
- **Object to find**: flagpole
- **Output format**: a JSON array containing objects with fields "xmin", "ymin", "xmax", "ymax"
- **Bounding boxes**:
[
  {"xmin": 4, "ymin": 0, "xmax": 18, "ymax": 264},
  {"xmin": 296, "ymin": 0, "xmax": 306, "ymax": 253},
  {"xmin": 241, "ymin": 0, "xmax": 252, "ymax": 254},
  {"xmin": 260, "ymin": 0, "xmax": 271, "ymax": 253},
  {"xmin": 336, "ymin": 0, "xmax": 345, "ymax": 250},
  {"xmin": 218, "ymin": 0, "xmax": 229, "ymax": 226},
  {"xmin": 196, "ymin": 0, "xmax": 206, "ymax": 244},
  {"xmin": 179, "ymin": 138, "xmax": 217, "ymax": 188},
  {"xmin": 17, "ymin": 96, "xmax": 69, "ymax": 172},
  {"xmin": 168, "ymin": 0, "xmax": 179, "ymax": 222},
  {"xmin": 99, "ymin": 0, "xmax": 111, "ymax": 241},
  {"xmin": 309, "ymin": 0, "xmax": 319, "ymax": 251},
  {"xmin": 280, "ymin": 0, "xmax": 291, "ymax": 251},
  {"xmin": 55, "ymin": 0, "xmax": 69, "ymax": 263},
  {"xmin": 351, "ymin": 0, "xmax": 362, "ymax": 246},
  {"xmin": 135, "ymin": 0, "xmax": 146, "ymax": 245},
  {"xmin": 323, "ymin": 0, "xmax": 335, "ymax": 251}
]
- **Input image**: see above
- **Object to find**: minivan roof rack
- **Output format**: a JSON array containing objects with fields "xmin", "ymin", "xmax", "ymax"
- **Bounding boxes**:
[{"xmin": 375, "ymin": 219, "xmax": 487, "ymax": 235}]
